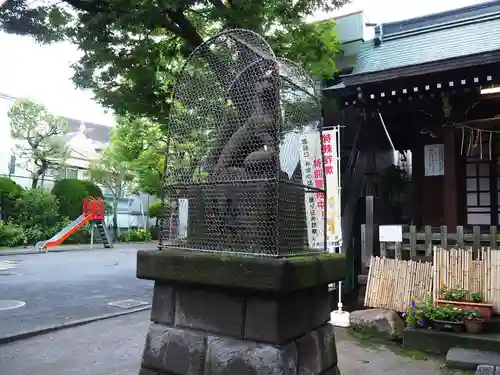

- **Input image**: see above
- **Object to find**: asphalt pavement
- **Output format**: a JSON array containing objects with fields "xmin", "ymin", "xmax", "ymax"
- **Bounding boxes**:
[
  {"xmin": 0, "ymin": 311, "xmax": 448, "ymax": 375},
  {"xmin": 0, "ymin": 245, "xmax": 155, "ymax": 341}
]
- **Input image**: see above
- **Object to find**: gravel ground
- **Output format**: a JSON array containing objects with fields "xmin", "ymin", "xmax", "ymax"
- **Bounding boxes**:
[{"xmin": 0, "ymin": 310, "xmax": 470, "ymax": 375}]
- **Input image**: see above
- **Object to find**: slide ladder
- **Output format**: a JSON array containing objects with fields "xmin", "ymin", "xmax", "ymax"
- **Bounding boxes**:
[{"xmin": 94, "ymin": 219, "xmax": 112, "ymax": 248}]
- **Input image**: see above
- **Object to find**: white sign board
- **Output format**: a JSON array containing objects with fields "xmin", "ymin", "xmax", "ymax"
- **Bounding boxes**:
[
  {"xmin": 298, "ymin": 128, "xmax": 341, "ymax": 250},
  {"xmin": 299, "ymin": 132, "xmax": 325, "ymax": 249},
  {"xmin": 424, "ymin": 144, "xmax": 444, "ymax": 176},
  {"xmin": 379, "ymin": 225, "xmax": 403, "ymax": 243}
]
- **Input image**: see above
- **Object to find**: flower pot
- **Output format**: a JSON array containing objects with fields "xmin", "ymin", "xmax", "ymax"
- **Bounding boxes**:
[
  {"xmin": 464, "ymin": 319, "xmax": 484, "ymax": 334},
  {"xmin": 432, "ymin": 320, "xmax": 464, "ymax": 333},
  {"xmin": 436, "ymin": 300, "xmax": 493, "ymax": 320}
]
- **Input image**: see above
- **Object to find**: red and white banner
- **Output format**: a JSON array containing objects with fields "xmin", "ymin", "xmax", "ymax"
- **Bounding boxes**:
[{"xmin": 299, "ymin": 128, "xmax": 341, "ymax": 250}]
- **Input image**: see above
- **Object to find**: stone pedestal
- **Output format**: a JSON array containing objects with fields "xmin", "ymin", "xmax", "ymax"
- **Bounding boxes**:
[{"xmin": 136, "ymin": 249, "xmax": 345, "ymax": 375}]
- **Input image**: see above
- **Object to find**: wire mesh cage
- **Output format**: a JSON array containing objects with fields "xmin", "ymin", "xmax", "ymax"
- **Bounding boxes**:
[{"xmin": 159, "ymin": 29, "xmax": 326, "ymax": 257}]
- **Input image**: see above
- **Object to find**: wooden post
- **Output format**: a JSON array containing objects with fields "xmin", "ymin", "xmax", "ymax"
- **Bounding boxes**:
[
  {"xmin": 490, "ymin": 226, "xmax": 497, "ymax": 250},
  {"xmin": 440, "ymin": 225, "xmax": 448, "ymax": 249},
  {"xmin": 380, "ymin": 242, "xmax": 387, "ymax": 258},
  {"xmin": 409, "ymin": 225, "xmax": 417, "ymax": 257},
  {"xmin": 443, "ymin": 126, "xmax": 459, "ymax": 227},
  {"xmin": 395, "ymin": 242, "xmax": 402, "ymax": 260},
  {"xmin": 473, "ymin": 226, "xmax": 481, "ymax": 251},
  {"xmin": 361, "ymin": 224, "xmax": 367, "ymax": 268},
  {"xmin": 365, "ymin": 196, "xmax": 374, "ymax": 261},
  {"xmin": 457, "ymin": 225, "xmax": 464, "ymax": 248},
  {"xmin": 425, "ymin": 225, "xmax": 432, "ymax": 256}
]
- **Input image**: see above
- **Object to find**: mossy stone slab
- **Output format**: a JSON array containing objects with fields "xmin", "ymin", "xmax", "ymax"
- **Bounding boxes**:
[{"xmin": 137, "ymin": 248, "xmax": 345, "ymax": 293}]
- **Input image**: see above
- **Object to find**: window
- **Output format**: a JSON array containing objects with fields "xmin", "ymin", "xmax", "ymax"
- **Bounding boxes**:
[{"xmin": 66, "ymin": 168, "xmax": 78, "ymax": 179}]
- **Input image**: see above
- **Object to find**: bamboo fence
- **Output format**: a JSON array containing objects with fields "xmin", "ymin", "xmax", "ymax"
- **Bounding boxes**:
[
  {"xmin": 433, "ymin": 247, "xmax": 500, "ymax": 311},
  {"xmin": 364, "ymin": 256, "xmax": 433, "ymax": 312},
  {"xmin": 364, "ymin": 247, "xmax": 500, "ymax": 313}
]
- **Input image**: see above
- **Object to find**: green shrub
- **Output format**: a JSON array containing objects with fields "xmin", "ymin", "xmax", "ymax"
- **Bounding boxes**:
[
  {"xmin": 118, "ymin": 228, "xmax": 151, "ymax": 242},
  {"xmin": 64, "ymin": 222, "xmax": 91, "ymax": 244},
  {"xmin": 130, "ymin": 228, "xmax": 151, "ymax": 242},
  {"xmin": 52, "ymin": 179, "xmax": 89, "ymax": 219},
  {"xmin": 118, "ymin": 231, "xmax": 130, "ymax": 242},
  {"xmin": 12, "ymin": 189, "xmax": 59, "ymax": 244},
  {"xmin": 80, "ymin": 180, "xmax": 103, "ymax": 198},
  {"xmin": 0, "ymin": 221, "xmax": 26, "ymax": 247},
  {"xmin": 148, "ymin": 201, "xmax": 164, "ymax": 219},
  {"xmin": 149, "ymin": 226, "xmax": 160, "ymax": 241},
  {"xmin": 23, "ymin": 226, "xmax": 46, "ymax": 245},
  {"xmin": 0, "ymin": 177, "xmax": 23, "ymax": 220},
  {"xmin": 14, "ymin": 189, "xmax": 59, "ymax": 230}
]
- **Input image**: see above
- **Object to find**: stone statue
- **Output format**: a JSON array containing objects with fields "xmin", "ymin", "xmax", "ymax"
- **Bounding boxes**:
[{"xmin": 137, "ymin": 28, "xmax": 343, "ymax": 375}]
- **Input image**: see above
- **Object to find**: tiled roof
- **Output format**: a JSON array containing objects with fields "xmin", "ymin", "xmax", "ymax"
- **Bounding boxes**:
[
  {"xmin": 351, "ymin": 16, "xmax": 500, "ymax": 76},
  {"xmin": 344, "ymin": 1, "xmax": 500, "ymax": 84},
  {"xmin": 66, "ymin": 118, "xmax": 111, "ymax": 143}
]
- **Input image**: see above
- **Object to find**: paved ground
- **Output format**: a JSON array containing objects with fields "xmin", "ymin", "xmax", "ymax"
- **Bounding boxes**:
[
  {"xmin": 0, "ymin": 311, "xmax": 450, "ymax": 375},
  {"xmin": 0, "ymin": 245, "xmax": 155, "ymax": 340},
  {"xmin": 0, "ymin": 242, "xmax": 158, "ymax": 256}
]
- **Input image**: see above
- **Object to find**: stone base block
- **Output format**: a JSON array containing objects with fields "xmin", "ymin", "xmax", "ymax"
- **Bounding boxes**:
[
  {"xmin": 140, "ymin": 322, "xmax": 339, "ymax": 375},
  {"xmin": 137, "ymin": 249, "xmax": 344, "ymax": 375}
]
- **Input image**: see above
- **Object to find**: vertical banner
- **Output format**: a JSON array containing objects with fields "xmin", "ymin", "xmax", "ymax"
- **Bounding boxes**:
[
  {"xmin": 299, "ymin": 128, "xmax": 342, "ymax": 250},
  {"xmin": 299, "ymin": 132, "xmax": 324, "ymax": 248},
  {"xmin": 322, "ymin": 128, "xmax": 342, "ymax": 249}
]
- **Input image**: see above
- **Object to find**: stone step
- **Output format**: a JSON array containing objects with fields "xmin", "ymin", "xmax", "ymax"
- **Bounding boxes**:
[
  {"xmin": 486, "ymin": 316, "xmax": 500, "ymax": 333},
  {"xmin": 446, "ymin": 348, "xmax": 500, "ymax": 370},
  {"xmin": 477, "ymin": 365, "xmax": 500, "ymax": 374},
  {"xmin": 404, "ymin": 327, "xmax": 500, "ymax": 355}
]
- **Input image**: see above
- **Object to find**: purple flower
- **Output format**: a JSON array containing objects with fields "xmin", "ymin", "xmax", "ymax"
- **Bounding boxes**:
[
  {"xmin": 410, "ymin": 300, "xmax": 417, "ymax": 308},
  {"xmin": 418, "ymin": 319, "xmax": 424, "ymax": 325}
]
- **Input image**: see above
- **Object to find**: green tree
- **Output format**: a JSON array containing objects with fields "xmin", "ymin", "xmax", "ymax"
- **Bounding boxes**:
[
  {"xmin": 80, "ymin": 180, "xmax": 104, "ymax": 198},
  {"xmin": 0, "ymin": 1, "xmax": 347, "ymax": 123},
  {"xmin": 148, "ymin": 200, "xmax": 164, "ymax": 228},
  {"xmin": 87, "ymin": 150, "xmax": 134, "ymax": 241},
  {"xmin": 108, "ymin": 115, "xmax": 207, "ymax": 199},
  {"xmin": 51, "ymin": 179, "xmax": 90, "ymax": 219},
  {"xmin": 8, "ymin": 99, "xmax": 69, "ymax": 188},
  {"xmin": 0, "ymin": 177, "xmax": 23, "ymax": 221},
  {"xmin": 108, "ymin": 116, "xmax": 166, "ymax": 197}
]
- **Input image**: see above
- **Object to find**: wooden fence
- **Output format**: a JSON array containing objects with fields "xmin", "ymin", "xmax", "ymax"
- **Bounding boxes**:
[
  {"xmin": 365, "ymin": 247, "xmax": 500, "ymax": 312},
  {"xmin": 361, "ymin": 224, "xmax": 500, "ymax": 262},
  {"xmin": 364, "ymin": 257, "xmax": 433, "ymax": 312}
]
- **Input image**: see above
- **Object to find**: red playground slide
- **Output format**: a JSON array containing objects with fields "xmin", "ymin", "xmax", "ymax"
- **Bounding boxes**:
[{"xmin": 35, "ymin": 196, "xmax": 112, "ymax": 251}]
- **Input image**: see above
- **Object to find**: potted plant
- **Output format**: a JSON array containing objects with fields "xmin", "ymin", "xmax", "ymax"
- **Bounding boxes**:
[
  {"xmin": 428, "ymin": 305, "xmax": 465, "ymax": 333},
  {"xmin": 436, "ymin": 285, "xmax": 493, "ymax": 320},
  {"xmin": 463, "ymin": 309, "xmax": 484, "ymax": 334}
]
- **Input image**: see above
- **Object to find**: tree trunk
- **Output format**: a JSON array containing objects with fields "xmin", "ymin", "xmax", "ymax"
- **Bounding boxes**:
[
  {"xmin": 31, "ymin": 176, "xmax": 39, "ymax": 189},
  {"xmin": 112, "ymin": 195, "xmax": 119, "ymax": 242}
]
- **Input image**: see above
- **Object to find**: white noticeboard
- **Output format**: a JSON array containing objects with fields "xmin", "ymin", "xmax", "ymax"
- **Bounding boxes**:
[
  {"xmin": 379, "ymin": 225, "xmax": 403, "ymax": 243},
  {"xmin": 424, "ymin": 144, "xmax": 444, "ymax": 176}
]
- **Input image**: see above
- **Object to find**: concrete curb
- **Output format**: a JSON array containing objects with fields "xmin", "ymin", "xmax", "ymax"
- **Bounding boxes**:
[
  {"xmin": 0, "ymin": 305, "xmax": 151, "ymax": 345},
  {"xmin": 0, "ymin": 243, "xmax": 157, "ymax": 256}
]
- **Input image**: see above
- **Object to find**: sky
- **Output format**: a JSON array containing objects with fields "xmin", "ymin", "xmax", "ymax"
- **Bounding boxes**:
[{"xmin": 0, "ymin": 0, "xmax": 489, "ymax": 126}]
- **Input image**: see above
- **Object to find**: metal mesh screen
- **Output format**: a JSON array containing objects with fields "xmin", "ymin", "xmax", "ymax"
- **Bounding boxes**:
[{"xmin": 159, "ymin": 29, "xmax": 325, "ymax": 257}]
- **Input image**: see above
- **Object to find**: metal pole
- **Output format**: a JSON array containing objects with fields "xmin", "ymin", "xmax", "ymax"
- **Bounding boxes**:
[
  {"xmin": 377, "ymin": 110, "xmax": 396, "ymax": 152},
  {"xmin": 90, "ymin": 222, "xmax": 94, "ymax": 249}
]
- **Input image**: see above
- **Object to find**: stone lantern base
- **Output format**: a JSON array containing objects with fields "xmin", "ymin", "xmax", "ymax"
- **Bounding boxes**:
[{"xmin": 136, "ymin": 249, "xmax": 345, "ymax": 375}]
